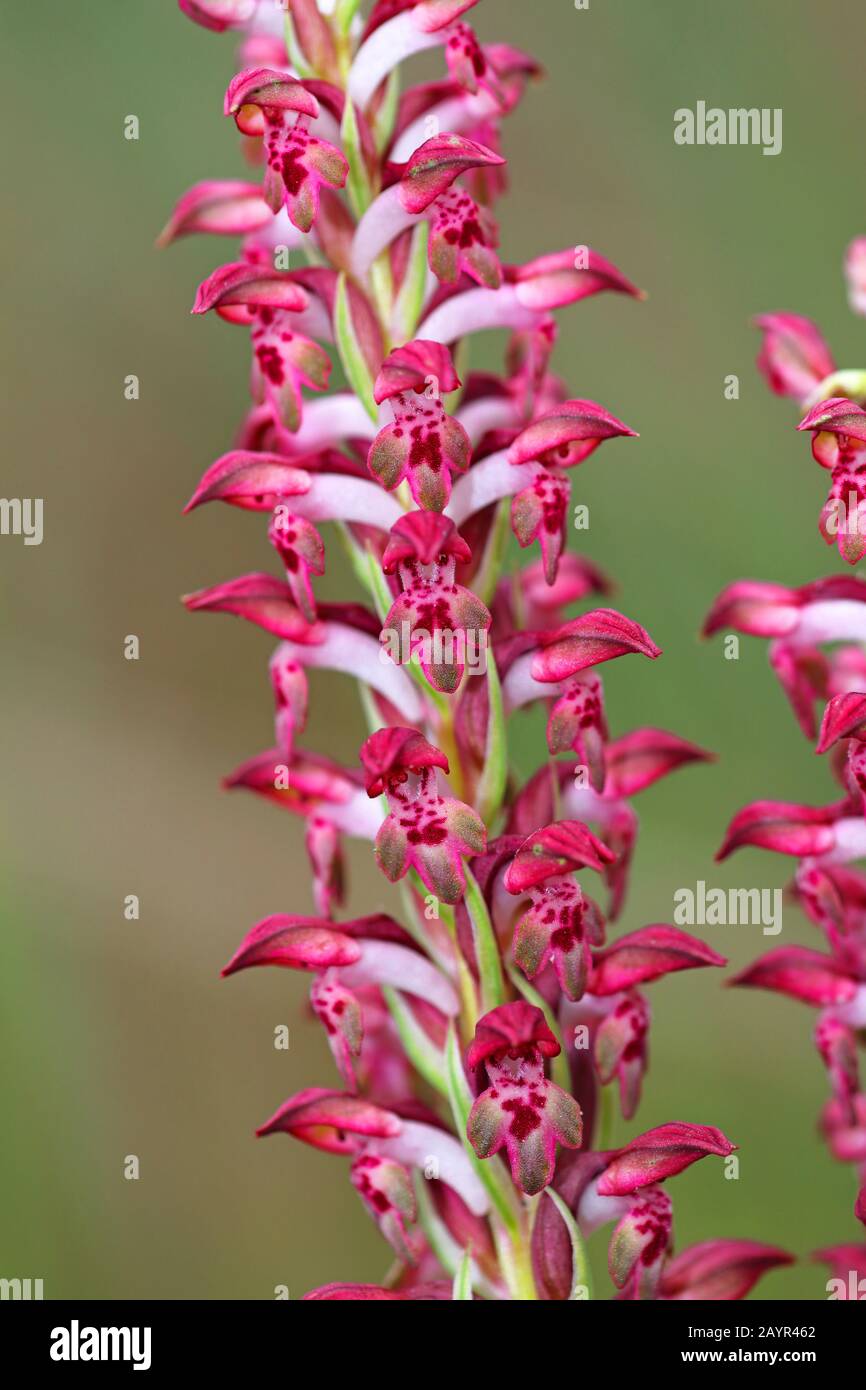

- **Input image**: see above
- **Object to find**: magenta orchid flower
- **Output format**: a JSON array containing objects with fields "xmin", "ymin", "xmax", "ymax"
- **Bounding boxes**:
[
  {"xmin": 362, "ymin": 726, "xmax": 486, "ymax": 902},
  {"xmin": 380, "ymin": 509, "xmax": 491, "ymax": 692},
  {"xmin": 225, "ymin": 69, "xmax": 348, "ymax": 230},
  {"xmin": 466, "ymin": 1002, "xmax": 582, "ymax": 1196},
  {"xmin": 367, "ymin": 337, "xmax": 472, "ymax": 509},
  {"xmin": 799, "ymin": 397, "xmax": 866, "ymax": 565},
  {"xmin": 169, "ymin": 0, "xmax": 786, "ymax": 1301}
]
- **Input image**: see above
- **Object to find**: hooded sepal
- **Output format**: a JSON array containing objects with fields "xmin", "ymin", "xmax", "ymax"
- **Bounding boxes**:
[{"xmin": 596, "ymin": 1122, "xmax": 736, "ymax": 1196}]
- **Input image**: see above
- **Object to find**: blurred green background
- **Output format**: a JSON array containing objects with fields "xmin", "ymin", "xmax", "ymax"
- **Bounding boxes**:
[{"xmin": 2, "ymin": 0, "xmax": 865, "ymax": 1300}]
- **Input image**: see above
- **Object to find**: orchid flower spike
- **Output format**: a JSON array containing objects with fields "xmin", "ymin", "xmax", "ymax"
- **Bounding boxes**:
[{"xmin": 170, "ymin": 0, "xmax": 783, "ymax": 1302}]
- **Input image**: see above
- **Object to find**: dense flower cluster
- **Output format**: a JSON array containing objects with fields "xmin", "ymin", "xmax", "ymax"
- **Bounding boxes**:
[
  {"xmin": 169, "ymin": 0, "xmax": 789, "ymax": 1299},
  {"xmin": 705, "ymin": 245, "xmax": 866, "ymax": 1296}
]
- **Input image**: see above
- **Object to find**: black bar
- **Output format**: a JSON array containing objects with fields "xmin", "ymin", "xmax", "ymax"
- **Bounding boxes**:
[{"xmin": 1, "ymin": 1296, "xmax": 858, "ymax": 1374}]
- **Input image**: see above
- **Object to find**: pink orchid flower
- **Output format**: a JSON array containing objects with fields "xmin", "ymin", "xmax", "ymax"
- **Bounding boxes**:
[
  {"xmin": 466, "ymin": 1002, "xmax": 582, "ymax": 1196},
  {"xmin": 225, "ymin": 69, "xmax": 348, "ymax": 230}
]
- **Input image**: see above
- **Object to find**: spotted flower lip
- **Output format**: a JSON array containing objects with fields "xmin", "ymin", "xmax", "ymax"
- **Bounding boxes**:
[
  {"xmin": 268, "ymin": 509, "xmax": 325, "ymax": 620},
  {"xmin": 249, "ymin": 304, "xmax": 332, "ymax": 432},
  {"xmin": 754, "ymin": 311, "xmax": 836, "ymax": 405},
  {"xmin": 367, "ymin": 377, "xmax": 472, "ymax": 511},
  {"xmin": 350, "ymin": 1153, "xmax": 419, "ymax": 1263},
  {"xmin": 608, "ymin": 1185, "xmax": 672, "ymax": 1300},
  {"xmin": 513, "ymin": 877, "xmax": 605, "ymax": 1002}
]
